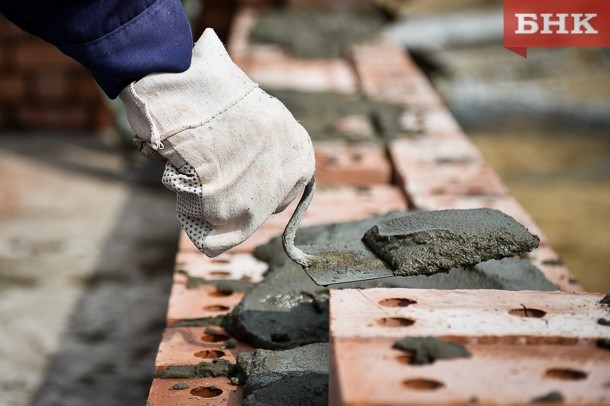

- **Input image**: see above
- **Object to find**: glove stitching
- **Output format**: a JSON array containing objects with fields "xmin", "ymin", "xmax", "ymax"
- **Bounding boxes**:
[
  {"xmin": 156, "ymin": 82, "xmax": 259, "ymax": 142},
  {"xmin": 128, "ymin": 83, "xmax": 163, "ymax": 150}
]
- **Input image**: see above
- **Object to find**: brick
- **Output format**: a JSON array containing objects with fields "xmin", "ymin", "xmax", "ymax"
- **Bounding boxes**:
[
  {"xmin": 174, "ymin": 251, "xmax": 268, "ymax": 283},
  {"xmin": 330, "ymin": 289, "xmax": 608, "ymax": 342},
  {"xmin": 395, "ymin": 159, "xmax": 508, "ymax": 199},
  {"xmin": 351, "ymin": 38, "xmax": 441, "ymax": 106},
  {"xmin": 148, "ymin": 378, "xmax": 242, "ymax": 405},
  {"xmin": 0, "ymin": 74, "xmax": 26, "ymax": 102},
  {"xmin": 229, "ymin": 9, "xmax": 357, "ymax": 94},
  {"xmin": 529, "ymin": 245, "xmax": 586, "ymax": 293},
  {"xmin": 155, "ymin": 327, "xmax": 254, "ymax": 375},
  {"xmin": 314, "ymin": 142, "xmax": 391, "ymax": 186},
  {"xmin": 15, "ymin": 39, "xmax": 80, "ymax": 69},
  {"xmin": 167, "ymin": 282, "xmax": 246, "ymax": 326},
  {"xmin": 17, "ymin": 105, "xmax": 91, "ymax": 130},
  {"xmin": 32, "ymin": 70, "xmax": 71, "ymax": 101},
  {"xmin": 389, "ymin": 135, "xmax": 483, "ymax": 166},
  {"xmin": 331, "ymin": 339, "xmax": 610, "ymax": 406}
]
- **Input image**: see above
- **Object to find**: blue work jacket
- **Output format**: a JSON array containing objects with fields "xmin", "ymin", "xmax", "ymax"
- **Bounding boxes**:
[{"xmin": 0, "ymin": 0, "xmax": 193, "ymax": 98}]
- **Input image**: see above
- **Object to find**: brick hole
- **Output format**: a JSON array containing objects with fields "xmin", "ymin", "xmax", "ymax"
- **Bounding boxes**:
[
  {"xmin": 209, "ymin": 270, "xmax": 232, "ymax": 278},
  {"xmin": 396, "ymin": 354, "xmax": 413, "ymax": 365},
  {"xmin": 545, "ymin": 368, "xmax": 588, "ymax": 381},
  {"xmin": 379, "ymin": 298, "xmax": 417, "ymax": 307},
  {"xmin": 377, "ymin": 317, "xmax": 415, "ymax": 327},
  {"xmin": 403, "ymin": 378, "xmax": 444, "ymax": 390},
  {"xmin": 351, "ymin": 152, "xmax": 363, "ymax": 162},
  {"xmin": 211, "ymin": 257, "xmax": 230, "ymax": 264},
  {"xmin": 201, "ymin": 333, "xmax": 230, "ymax": 343},
  {"xmin": 509, "ymin": 307, "xmax": 546, "ymax": 318},
  {"xmin": 190, "ymin": 386, "xmax": 223, "ymax": 398},
  {"xmin": 203, "ymin": 305, "xmax": 230, "ymax": 312},
  {"xmin": 194, "ymin": 349, "xmax": 225, "ymax": 359},
  {"xmin": 209, "ymin": 290, "xmax": 233, "ymax": 298}
]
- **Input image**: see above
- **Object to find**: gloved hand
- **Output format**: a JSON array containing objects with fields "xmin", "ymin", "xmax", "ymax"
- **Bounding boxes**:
[{"xmin": 119, "ymin": 29, "xmax": 315, "ymax": 257}]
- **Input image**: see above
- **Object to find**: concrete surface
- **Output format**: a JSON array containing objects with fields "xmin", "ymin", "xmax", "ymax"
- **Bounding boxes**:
[{"xmin": 0, "ymin": 134, "xmax": 180, "ymax": 406}]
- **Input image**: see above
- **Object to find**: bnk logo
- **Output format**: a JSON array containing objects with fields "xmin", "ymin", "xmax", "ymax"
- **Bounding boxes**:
[{"xmin": 504, "ymin": 0, "xmax": 610, "ymax": 57}]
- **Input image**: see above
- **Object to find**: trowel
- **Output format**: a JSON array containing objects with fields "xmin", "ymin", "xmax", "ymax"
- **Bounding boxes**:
[
  {"xmin": 282, "ymin": 176, "xmax": 395, "ymax": 286},
  {"xmin": 282, "ymin": 176, "xmax": 541, "ymax": 286}
]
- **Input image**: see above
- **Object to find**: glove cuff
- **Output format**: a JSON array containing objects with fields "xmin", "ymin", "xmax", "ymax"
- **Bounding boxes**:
[{"xmin": 119, "ymin": 29, "xmax": 258, "ymax": 150}]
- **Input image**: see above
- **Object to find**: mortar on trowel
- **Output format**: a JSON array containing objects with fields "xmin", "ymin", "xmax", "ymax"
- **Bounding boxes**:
[{"xmin": 282, "ymin": 177, "xmax": 540, "ymax": 286}]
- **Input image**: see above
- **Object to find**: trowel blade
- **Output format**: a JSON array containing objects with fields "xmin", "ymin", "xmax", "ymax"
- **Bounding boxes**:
[{"xmin": 298, "ymin": 240, "xmax": 395, "ymax": 286}]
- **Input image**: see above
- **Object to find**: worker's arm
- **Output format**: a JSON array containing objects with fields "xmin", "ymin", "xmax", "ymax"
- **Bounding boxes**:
[
  {"xmin": 0, "ymin": 0, "xmax": 193, "ymax": 98},
  {"xmin": 0, "ymin": 1, "xmax": 315, "ymax": 257}
]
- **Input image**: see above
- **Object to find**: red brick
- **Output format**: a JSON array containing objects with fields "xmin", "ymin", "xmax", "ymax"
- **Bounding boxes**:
[
  {"xmin": 167, "ymin": 282, "xmax": 246, "ymax": 326},
  {"xmin": 155, "ymin": 327, "xmax": 254, "ymax": 375},
  {"xmin": 389, "ymin": 135, "xmax": 483, "ymax": 166},
  {"xmin": 148, "ymin": 378, "xmax": 242, "ymax": 406},
  {"xmin": 351, "ymin": 38, "xmax": 441, "ymax": 106},
  {"xmin": 330, "ymin": 289, "xmax": 608, "ymax": 342},
  {"xmin": 331, "ymin": 339, "xmax": 610, "ymax": 406},
  {"xmin": 394, "ymin": 159, "xmax": 508, "ymax": 199},
  {"xmin": 174, "ymin": 251, "xmax": 268, "ymax": 282},
  {"xmin": 229, "ymin": 9, "xmax": 357, "ymax": 94},
  {"xmin": 15, "ymin": 39, "xmax": 80, "ymax": 69},
  {"xmin": 32, "ymin": 71, "xmax": 71, "ymax": 101},
  {"xmin": 314, "ymin": 142, "xmax": 391, "ymax": 186},
  {"xmin": 0, "ymin": 74, "xmax": 26, "ymax": 102},
  {"xmin": 17, "ymin": 105, "xmax": 91, "ymax": 129}
]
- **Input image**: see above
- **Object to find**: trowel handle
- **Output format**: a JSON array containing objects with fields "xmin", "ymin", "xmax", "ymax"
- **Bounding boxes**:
[{"xmin": 282, "ymin": 176, "xmax": 318, "ymax": 268}]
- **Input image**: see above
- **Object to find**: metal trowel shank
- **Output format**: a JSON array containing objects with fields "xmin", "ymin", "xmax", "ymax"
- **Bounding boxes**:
[{"xmin": 282, "ymin": 176, "xmax": 393, "ymax": 286}]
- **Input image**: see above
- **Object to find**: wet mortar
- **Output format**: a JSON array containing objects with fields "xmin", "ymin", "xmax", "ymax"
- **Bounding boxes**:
[
  {"xmin": 236, "ymin": 343, "xmax": 328, "ymax": 406},
  {"xmin": 158, "ymin": 359, "xmax": 236, "ymax": 379},
  {"xmin": 392, "ymin": 337, "xmax": 471, "ymax": 365},
  {"xmin": 362, "ymin": 208, "xmax": 540, "ymax": 276},
  {"xmin": 223, "ymin": 212, "xmax": 556, "ymax": 351},
  {"xmin": 268, "ymin": 89, "xmax": 405, "ymax": 143},
  {"xmin": 250, "ymin": 10, "xmax": 385, "ymax": 59}
]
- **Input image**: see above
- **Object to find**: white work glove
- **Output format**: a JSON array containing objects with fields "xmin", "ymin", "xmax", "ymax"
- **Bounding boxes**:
[{"xmin": 119, "ymin": 29, "xmax": 315, "ymax": 257}]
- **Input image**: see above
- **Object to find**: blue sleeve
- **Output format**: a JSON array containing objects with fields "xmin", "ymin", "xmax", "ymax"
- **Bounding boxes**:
[{"xmin": 0, "ymin": 0, "xmax": 193, "ymax": 98}]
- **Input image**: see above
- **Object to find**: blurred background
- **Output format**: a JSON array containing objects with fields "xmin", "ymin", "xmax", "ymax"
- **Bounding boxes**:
[{"xmin": 1, "ymin": 0, "xmax": 609, "ymax": 405}]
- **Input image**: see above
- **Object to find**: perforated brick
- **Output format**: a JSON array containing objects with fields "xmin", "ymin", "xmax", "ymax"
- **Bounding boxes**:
[
  {"xmin": 331, "ymin": 339, "xmax": 610, "ymax": 406},
  {"xmin": 148, "ymin": 378, "xmax": 242, "ymax": 406},
  {"xmin": 314, "ymin": 142, "xmax": 391, "ymax": 186},
  {"xmin": 155, "ymin": 326, "xmax": 253, "ymax": 375},
  {"xmin": 330, "ymin": 289, "xmax": 608, "ymax": 342}
]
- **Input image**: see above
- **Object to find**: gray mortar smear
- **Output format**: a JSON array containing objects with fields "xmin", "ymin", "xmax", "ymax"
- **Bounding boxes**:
[
  {"xmin": 531, "ymin": 391, "xmax": 565, "ymax": 403},
  {"xmin": 158, "ymin": 359, "xmax": 235, "ymax": 379},
  {"xmin": 392, "ymin": 337, "xmax": 471, "ymax": 365},
  {"xmin": 250, "ymin": 10, "xmax": 385, "ymax": 59},
  {"xmin": 268, "ymin": 89, "xmax": 405, "ymax": 143},
  {"xmin": 362, "ymin": 208, "xmax": 540, "ymax": 276},
  {"xmin": 224, "ymin": 212, "xmax": 556, "ymax": 350},
  {"xmin": 236, "ymin": 343, "xmax": 328, "ymax": 406}
]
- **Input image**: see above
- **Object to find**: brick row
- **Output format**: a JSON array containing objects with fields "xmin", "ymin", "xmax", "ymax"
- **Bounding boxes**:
[
  {"xmin": 330, "ymin": 288, "xmax": 610, "ymax": 405},
  {"xmin": 148, "ymin": 378, "xmax": 242, "ymax": 405},
  {"xmin": 229, "ymin": 9, "xmax": 357, "ymax": 94}
]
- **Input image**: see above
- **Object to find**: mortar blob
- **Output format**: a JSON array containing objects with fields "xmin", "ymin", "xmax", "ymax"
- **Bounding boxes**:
[
  {"xmin": 225, "ymin": 212, "xmax": 555, "ymax": 350},
  {"xmin": 362, "ymin": 208, "xmax": 540, "ymax": 276},
  {"xmin": 236, "ymin": 343, "xmax": 328, "ymax": 406}
]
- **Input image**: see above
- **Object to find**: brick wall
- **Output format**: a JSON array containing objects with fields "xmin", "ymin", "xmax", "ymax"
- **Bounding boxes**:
[{"xmin": 0, "ymin": 16, "xmax": 113, "ymax": 131}]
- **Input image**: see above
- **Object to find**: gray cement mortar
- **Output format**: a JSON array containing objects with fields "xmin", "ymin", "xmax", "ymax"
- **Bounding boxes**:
[
  {"xmin": 250, "ymin": 10, "xmax": 385, "ymax": 59},
  {"xmin": 268, "ymin": 89, "xmax": 405, "ymax": 143},
  {"xmin": 236, "ymin": 343, "xmax": 328, "ymax": 406},
  {"xmin": 362, "ymin": 208, "xmax": 540, "ymax": 276},
  {"xmin": 224, "ymin": 212, "xmax": 556, "ymax": 350},
  {"xmin": 393, "ymin": 337, "xmax": 471, "ymax": 365}
]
